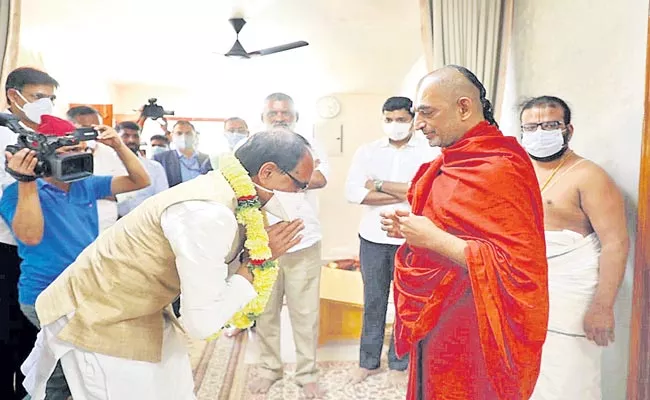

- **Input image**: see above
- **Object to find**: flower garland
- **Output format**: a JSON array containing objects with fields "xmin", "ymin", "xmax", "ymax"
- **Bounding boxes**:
[{"xmin": 206, "ymin": 154, "xmax": 279, "ymax": 341}]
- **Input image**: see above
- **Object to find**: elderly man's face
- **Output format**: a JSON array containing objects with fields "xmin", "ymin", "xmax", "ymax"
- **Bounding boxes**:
[
  {"xmin": 413, "ymin": 80, "xmax": 468, "ymax": 148},
  {"xmin": 262, "ymin": 100, "xmax": 297, "ymax": 130}
]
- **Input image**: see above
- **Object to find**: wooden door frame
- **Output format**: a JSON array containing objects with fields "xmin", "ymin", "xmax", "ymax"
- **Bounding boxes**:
[{"xmin": 626, "ymin": 13, "xmax": 650, "ymax": 400}]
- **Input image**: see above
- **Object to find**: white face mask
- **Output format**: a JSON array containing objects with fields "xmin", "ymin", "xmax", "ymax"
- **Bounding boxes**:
[
  {"xmin": 85, "ymin": 140, "xmax": 97, "ymax": 150},
  {"xmin": 15, "ymin": 92, "xmax": 54, "ymax": 124},
  {"xmin": 225, "ymin": 132, "xmax": 247, "ymax": 150},
  {"xmin": 150, "ymin": 145, "xmax": 168, "ymax": 158},
  {"xmin": 255, "ymin": 184, "xmax": 305, "ymax": 221},
  {"xmin": 521, "ymin": 128, "xmax": 565, "ymax": 158},
  {"xmin": 383, "ymin": 122, "xmax": 412, "ymax": 141},
  {"xmin": 173, "ymin": 135, "xmax": 195, "ymax": 151}
]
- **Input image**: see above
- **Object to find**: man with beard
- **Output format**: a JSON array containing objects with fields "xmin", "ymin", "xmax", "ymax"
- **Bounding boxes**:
[
  {"xmin": 249, "ymin": 92, "xmax": 328, "ymax": 398},
  {"xmin": 519, "ymin": 96, "xmax": 628, "ymax": 400},
  {"xmin": 115, "ymin": 121, "xmax": 169, "ymax": 216},
  {"xmin": 381, "ymin": 66, "xmax": 549, "ymax": 399}
]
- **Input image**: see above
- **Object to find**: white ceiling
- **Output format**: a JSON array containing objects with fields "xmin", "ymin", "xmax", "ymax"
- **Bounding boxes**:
[{"xmin": 20, "ymin": 0, "xmax": 423, "ymax": 95}]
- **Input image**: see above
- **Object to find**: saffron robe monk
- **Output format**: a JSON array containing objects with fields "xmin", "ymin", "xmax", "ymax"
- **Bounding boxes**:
[{"xmin": 381, "ymin": 66, "xmax": 549, "ymax": 399}]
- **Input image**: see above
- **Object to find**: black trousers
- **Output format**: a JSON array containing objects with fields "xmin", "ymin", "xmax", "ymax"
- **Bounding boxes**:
[
  {"xmin": 358, "ymin": 236, "xmax": 409, "ymax": 371},
  {"xmin": 0, "ymin": 242, "xmax": 37, "ymax": 399}
]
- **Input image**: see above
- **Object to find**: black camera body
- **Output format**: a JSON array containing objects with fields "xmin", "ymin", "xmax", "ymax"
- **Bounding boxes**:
[
  {"xmin": 141, "ymin": 98, "xmax": 174, "ymax": 120},
  {"xmin": 0, "ymin": 113, "xmax": 98, "ymax": 183}
]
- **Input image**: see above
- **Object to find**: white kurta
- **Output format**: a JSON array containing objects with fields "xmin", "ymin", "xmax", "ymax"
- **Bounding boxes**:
[
  {"xmin": 530, "ymin": 230, "xmax": 603, "ymax": 400},
  {"xmin": 22, "ymin": 200, "xmax": 257, "ymax": 400}
]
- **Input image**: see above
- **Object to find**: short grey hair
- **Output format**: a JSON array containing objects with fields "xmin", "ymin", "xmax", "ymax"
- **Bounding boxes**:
[
  {"xmin": 235, "ymin": 129, "xmax": 311, "ymax": 176},
  {"xmin": 264, "ymin": 92, "xmax": 297, "ymax": 114}
]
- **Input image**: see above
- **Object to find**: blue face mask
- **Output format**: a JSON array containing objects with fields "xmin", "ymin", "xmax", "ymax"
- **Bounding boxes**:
[
  {"xmin": 150, "ymin": 145, "xmax": 168, "ymax": 157},
  {"xmin": 224, "ymin": 132, "xmax": 247, "ymax": 150}
]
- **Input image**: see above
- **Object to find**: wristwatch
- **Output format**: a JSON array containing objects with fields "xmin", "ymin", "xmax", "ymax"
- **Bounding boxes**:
[{"xmin": 373, "ymin": 179, "xmax": 384, "ymax": 192}]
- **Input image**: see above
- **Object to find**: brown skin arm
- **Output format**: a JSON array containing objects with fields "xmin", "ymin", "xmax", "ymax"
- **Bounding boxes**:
[
  {"xmin": 581, "ymin": 166, "xmax": 629, "ymax": 309},
  {"xmin": 13, "ymin": 182, "xmax": 43, "ymax": 246},
  {"xmin": 378, "ymin": 181, "xmax": 409, "ymax": 201},
  {"xmin": 94, "ymin": 126, "xmax": 151, "ymax": 194},
  {"xmin": 5, "ymin": 150, "xmax": 43, "ymax": 245},
  {"xmin": 362, "ymin": 191, "xmax": 403, "ymax": 206},
  {"xmin": 361, "ymin": 179, "xmax": 406, "ymax": 205},
  {"xmin": 579, "ymin": 165, "xmax": 629, "ymax": 346},
  {"xmin": 382, "ymin": 210, "xmax": 468, "ymax": 267}
]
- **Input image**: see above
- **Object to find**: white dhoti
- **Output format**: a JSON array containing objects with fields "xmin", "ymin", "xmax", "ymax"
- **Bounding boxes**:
[
  {"xmin": 531, "ymin": 230, "xmax": 602, "ymax": 400},
  {"xmin": 21, "ymin": 314, "xmax": 196, "ymax": 400}
]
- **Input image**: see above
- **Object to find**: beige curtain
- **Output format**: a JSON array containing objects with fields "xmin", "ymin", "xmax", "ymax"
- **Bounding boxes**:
[
  {"xmin": 0, "ymin": 0, "xmax": 20, "ymax": 111},
  {"xmin": 419, "ymin": 0, "xmax": 513, "ymax": 117}
]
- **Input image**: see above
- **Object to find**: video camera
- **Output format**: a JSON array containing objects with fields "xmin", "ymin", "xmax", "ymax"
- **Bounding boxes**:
[
  {"xmin": 0, "ymin": 113, "xmax": 97, "ymax": 183},
  {"xmin": 141, "ymin": 98, "xmax": 174, "ymax": 120}
]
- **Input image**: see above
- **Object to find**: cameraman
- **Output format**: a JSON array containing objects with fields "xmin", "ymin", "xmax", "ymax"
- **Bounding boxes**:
[
  {"xmin": 0, "ymin": 66, "xmax": 57, "ymax": 399},
  {"xmin": 0, "ymin": 125, "xmax": 150, "ymax": 400}
]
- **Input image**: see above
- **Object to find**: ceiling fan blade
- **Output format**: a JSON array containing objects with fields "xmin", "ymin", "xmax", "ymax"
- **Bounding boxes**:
[
  {"xmin": 224, "ymin": 39, "xmax": 250, "ymax": 59},
  {"xmin": 248, "ymin": 41, "xmax": 309, "ymax": 57}
]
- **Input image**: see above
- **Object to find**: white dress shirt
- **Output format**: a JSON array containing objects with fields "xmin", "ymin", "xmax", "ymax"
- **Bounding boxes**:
[
  {"xmin": 92, "ymin": 143, "xmax": 126, "ymax": 232},
  {"xmin": 345, "ymin": 133, "xmax": 440, "ymax": 245},
  {"xmin": 160, "ymin": 200, "xmax": 257, "ymax": 339},
  {"xmin": 116, "ymin": 156, "xmax": 169, "ymax": 217},
  {"xmin": 0, "ymin": 121, "xmax": 19, "ymax": 245},
  {"xmin": 266, "ymin": 132, "xmax": 329, "ymax": 253}
]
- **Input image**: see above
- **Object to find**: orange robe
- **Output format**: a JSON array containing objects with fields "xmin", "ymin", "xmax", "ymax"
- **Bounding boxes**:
[{"xmin": 394, "ymin": 121, "xmax": 549, "ymax": 399}]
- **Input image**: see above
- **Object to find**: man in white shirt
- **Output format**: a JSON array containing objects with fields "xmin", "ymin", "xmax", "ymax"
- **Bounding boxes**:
[
  {"xmin": 67, "ymin": 106, "xmax": 127, "ymax": 232},
  {"xmin": 249, "ymin": 93, "xmax": 329, "ymax": 399},
  {"xmin": 0, "ymin": 67, "xmax": 58, "ymax": 400},
  {"xmin": 345, "ymin": 96, "xmax": 439, "ymax": 387},
  {"xmin": 114, "ymin": 121, "xmax": 169, "ymax": 216}
]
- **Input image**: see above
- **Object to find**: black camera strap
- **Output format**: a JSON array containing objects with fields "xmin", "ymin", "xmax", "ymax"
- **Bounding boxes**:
[{"xmin": 5, "ymin": 166, "xmax": 37, "ymax": 182}]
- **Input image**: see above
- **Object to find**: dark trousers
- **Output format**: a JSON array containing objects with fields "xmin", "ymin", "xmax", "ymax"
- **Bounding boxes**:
[
  {"xmin": 0, "ymin": 242, "xmax": 37, "ymax": 400},
  {"xmin": 172, "ymin": 298, "xmax": 181, "ymax": 317},
  {"xmin": 358, "ymin": 236, "xmax": 409, "ymax": 371}
]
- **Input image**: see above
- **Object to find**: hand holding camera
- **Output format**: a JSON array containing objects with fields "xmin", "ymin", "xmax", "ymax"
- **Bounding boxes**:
[
  {"xmin": 0, "ymin": 113, "xmax": 98, "ymax": 183},
  {"xmin": 5, "ymin": 149, "xmax": 37, "ymax": 179},
  {"xmin": 94, "ymin": 125, "xmax": 123, "ymax": 150}
]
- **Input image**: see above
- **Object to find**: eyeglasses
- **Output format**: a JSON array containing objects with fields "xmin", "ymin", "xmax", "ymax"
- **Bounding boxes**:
[
  {"xmin": 19, "ymin": 90, "xmax": 56, "ymax": 102},
  {"xmin": 281, "ymin": 169, "xmax": 309, "ymax": 191},
  {"xmin": 521, "ymin": 121, "xmax": 564, "ymax": 133}
]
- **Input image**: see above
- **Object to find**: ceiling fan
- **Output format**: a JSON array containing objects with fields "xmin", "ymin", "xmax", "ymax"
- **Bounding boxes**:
[{"xmin": 223, "ymin": 18, "xmax": 309, "ymax": 59}]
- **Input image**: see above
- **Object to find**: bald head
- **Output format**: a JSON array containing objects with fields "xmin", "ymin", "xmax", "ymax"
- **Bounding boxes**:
[
  {"xmin": 417, "ymin": 67, "xmax": 482, "ymax": 108},
  {"xmin": 413, "ymin": 65, "xmax": 496, "ymax": 148}
]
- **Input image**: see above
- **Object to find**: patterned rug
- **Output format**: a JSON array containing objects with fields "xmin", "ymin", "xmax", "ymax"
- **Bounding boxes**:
[
  {"xmin": 190, "ymin": 333, "xmax": 245, "ymax": 400},
  {"xmin": 231, "ymin": 361, "xmax": 407, "ymax": 400},
  {"xmin": 190, "ymin": 333, "xmax": 407, "ymax": 400}
]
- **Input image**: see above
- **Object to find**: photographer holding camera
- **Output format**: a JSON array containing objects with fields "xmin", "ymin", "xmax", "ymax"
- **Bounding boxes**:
[
  {"xmin": 0, "ymin": 67, "xmax": 57, "ymax": 399},
  {"xmin": 0, "ymin": 118, "xmax": 149, "ymax": 399}
]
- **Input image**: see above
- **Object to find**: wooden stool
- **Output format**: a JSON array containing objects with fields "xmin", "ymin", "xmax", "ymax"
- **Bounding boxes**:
[{"xmin": 318, "ymin": 266, "xmax": 364, "ymax": 346}]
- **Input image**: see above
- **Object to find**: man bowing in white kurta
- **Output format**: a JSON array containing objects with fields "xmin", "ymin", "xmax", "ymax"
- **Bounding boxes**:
[{"xmin": 21, "ymin": 130, "xmax": 314, "ymax": 400}]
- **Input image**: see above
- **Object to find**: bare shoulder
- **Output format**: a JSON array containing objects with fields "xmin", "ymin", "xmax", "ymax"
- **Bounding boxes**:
[{"xmin": 570, "ymin": 154, "xmax": 620, "ymax": 193}]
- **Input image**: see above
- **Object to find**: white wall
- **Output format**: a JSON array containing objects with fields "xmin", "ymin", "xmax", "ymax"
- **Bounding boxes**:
[
  {"xmin": 500, "ymin": 1, "xmax": 648, "ymax": 398},
  {"xmin": 113, "ymin": 86, "xmax": 394, "ymax": 262}
]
